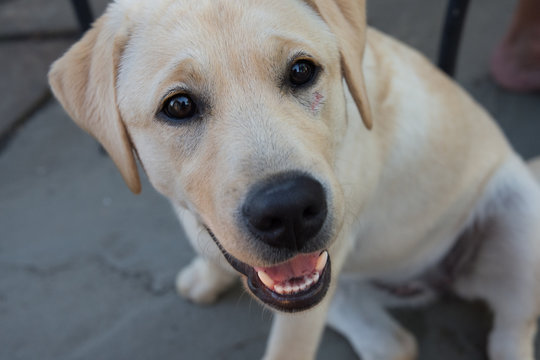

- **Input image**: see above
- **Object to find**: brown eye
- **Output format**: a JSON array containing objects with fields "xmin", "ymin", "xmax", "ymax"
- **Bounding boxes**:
[
  {"xmin": 163, "ymin": 94, "xmax": 196, "ymax": 120},
  {"xmin": 289, "ymin": 60, "xmax": 316, "ymax": 86}
]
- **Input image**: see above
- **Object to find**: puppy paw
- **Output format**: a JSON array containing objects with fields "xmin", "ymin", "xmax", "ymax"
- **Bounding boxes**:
[
  {"xmin": 176, "ymin": 257, "xmax": 237, "ymax": 304},
  {"xmin": 356, "ymin": 331, "xmax": 417, "ymax": 360}
]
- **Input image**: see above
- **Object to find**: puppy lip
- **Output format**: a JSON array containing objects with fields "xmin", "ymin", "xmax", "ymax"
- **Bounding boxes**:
[{"xmin": 205, "ymin": 227, "xmax": 331, "ymax": 312}]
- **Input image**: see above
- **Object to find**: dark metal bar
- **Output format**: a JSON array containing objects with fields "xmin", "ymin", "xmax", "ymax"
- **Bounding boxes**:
[
  {"xmin": 0, "ymin": 29, "xmax": 78, "ymax": 43},
  {"xmin": 70, "ymin": 0, "xmax": 94, "ymax": 33},
  {"xmin": 437, "ymin": 0, "xmax": 471, "ymax": 77}
]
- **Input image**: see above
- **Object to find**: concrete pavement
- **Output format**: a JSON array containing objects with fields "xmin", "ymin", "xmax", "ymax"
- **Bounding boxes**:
[{"xmin": 1, "ymin": 0, "xmax": 539, "ymax": 359}]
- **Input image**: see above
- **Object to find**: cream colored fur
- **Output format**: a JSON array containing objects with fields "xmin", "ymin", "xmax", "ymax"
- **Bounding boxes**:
[{"xmin": 49, "ymin": 1, "xmax": 540, "ymax": 359}]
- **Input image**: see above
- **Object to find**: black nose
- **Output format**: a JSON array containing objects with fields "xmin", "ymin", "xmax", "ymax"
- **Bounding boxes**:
[{"xmin": 242, "ymin": 173, "xmax": 327, "ymax": 251}]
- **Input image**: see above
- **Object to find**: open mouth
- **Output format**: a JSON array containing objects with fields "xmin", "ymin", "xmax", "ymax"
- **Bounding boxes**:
[
  {"xmin": 206, "ymin": 229, "xmax": 331, "ymax": 312},
  {"xmin": 249, "ymin": 250, "xmax": 331, "ymax": 312}
]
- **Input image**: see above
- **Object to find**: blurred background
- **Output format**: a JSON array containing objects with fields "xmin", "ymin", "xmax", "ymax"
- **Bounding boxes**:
[{"xmin": 1, "ymin": 0, "xmax": 539, "ymax": 359}]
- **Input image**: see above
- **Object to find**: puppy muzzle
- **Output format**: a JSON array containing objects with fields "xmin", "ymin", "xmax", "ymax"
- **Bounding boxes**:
[{"xmin": 207, "ymin": 172, "xmax": 333, "ymax": 312}]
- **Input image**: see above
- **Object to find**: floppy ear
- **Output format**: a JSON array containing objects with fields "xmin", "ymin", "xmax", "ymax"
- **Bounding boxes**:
[
  {"xmin": 48, "ymin": 10, "xmax": 141, "ymax": 193},
  {"xmin": 306, "ymin": 0, "xmax": 373, "ymax": 129}
]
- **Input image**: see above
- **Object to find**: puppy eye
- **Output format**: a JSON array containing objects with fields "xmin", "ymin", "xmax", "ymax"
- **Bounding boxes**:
[
  {"xmin": 162, "ymin": 94, "xmax": 197, "ymax": 120},
  {"xmin": 289, "ymin": 59, "xmax": 317, "ymax": 87}
]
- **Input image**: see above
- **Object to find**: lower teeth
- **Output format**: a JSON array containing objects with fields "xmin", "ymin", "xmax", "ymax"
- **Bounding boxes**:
[
  {"xmin": 273, "ymin": 272, "xmax": 320, "ymax": 295},
  {"xmin": 256, "ymin": 251, "xmax": 328, "ymax": 295}
]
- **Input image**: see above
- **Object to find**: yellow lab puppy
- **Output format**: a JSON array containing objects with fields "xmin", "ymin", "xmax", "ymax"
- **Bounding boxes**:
[{"xmin": 49, "ymin": 0, "xmax": 540, "ymax": 359}]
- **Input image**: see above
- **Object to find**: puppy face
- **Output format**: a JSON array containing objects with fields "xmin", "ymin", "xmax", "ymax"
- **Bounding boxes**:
[
  {"xmin": 50, "ymin": 0, "xmax": 370, "ymax": 311},
  {"xmin": 118, "ymin": 0, "xmax": 346, "ymax": 309}
]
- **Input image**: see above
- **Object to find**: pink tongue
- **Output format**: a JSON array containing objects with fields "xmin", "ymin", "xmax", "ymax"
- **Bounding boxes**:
[{"xmin": 255, "ymin": 252, "xmax": 320, "ymax": 283}]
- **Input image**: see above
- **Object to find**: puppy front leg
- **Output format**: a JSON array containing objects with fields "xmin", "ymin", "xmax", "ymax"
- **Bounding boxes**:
[
  {"xmin": 263, "ymin": 297, "xmax": 331, "ymax": 360},
  {"xmin": 173, "ymin": 205, "xmax": 238, "ymax": 304},
  {"xmin": 327, "ymin": 281, "xmax": 417, "ymax": 360},
  {"xmin": 263, "ymin": 235, "xmax": 352, "ymax": 360}
]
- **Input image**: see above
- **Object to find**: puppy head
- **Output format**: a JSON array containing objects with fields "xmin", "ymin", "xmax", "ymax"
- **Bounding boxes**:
[{"xmin": 49, "ymin": 0, "xmax": 371, "ymax": 311}]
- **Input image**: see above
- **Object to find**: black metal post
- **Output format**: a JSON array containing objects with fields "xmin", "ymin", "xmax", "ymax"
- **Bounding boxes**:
[
  {"xmin": 70, "ymin": 0, "xmax": 94, "ymax": 33},
  {"xmin": 437, "ymin": 0, "xmax": 471, "ymax": 77}
]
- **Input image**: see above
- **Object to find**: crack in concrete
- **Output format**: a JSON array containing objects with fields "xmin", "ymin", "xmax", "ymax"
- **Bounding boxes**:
[
  {"xmin": 0, "ymin": 258, "xmax": 81, "ymax": 278},
  {"xmin": 95, "ymin": 255, "xmax": 174, "ymax": 296},
  {"xmin": 0, "ymin": 255, "xmax": 174, "ymax": 297}
]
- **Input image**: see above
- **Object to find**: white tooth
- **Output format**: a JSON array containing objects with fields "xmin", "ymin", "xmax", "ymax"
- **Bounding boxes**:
[
  {"xmin": 299, "ymin": 283, "xmax": 308, "ymax": 291},
  {"xmin": 316, "ymin": 251, "xmax": 328, "ymax": 272},
  {"xmin": 305, "ymin": 277, "xmax": 314, "ymax": 287},
  {"xmin": 292, "ymin": 285, "xmax": 300, "ymax": 293},
  {"xmin": 257, "ymin": 271, "xmax": 275, "ymax": 289},
  {"xmin": 274, "ymin": 284, "xmax": 284, "ymax": 294},
  {"xmin": 313, "ymin": 272, "xmax": 320, "ymax": 283},
  {"xmin": 284, "ymin": 285, "xmax": 293, "ymax": 294}
]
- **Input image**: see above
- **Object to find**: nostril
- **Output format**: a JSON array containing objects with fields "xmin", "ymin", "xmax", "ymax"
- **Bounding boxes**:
[{"xmin": 303, "ymin": 206, "xmax": 320, "ymax": 220}]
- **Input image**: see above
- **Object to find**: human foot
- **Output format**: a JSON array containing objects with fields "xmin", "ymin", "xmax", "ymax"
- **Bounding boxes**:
[{"xmin": 490, "ymin": 28, "xmax": 540, "ymax": 92}]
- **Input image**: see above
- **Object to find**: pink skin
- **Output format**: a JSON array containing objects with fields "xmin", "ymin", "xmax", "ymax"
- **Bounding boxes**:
[
  {"xmin": 490, "ymin": 0, "xmax": 540, "ymax": 92},
  {"xmin": 310, "ymin": 91, "xmax": 324, "ymax": 113},
  {"xmin": 254, "ymin": 252, "xmax": 320, "ymax": 283}
]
